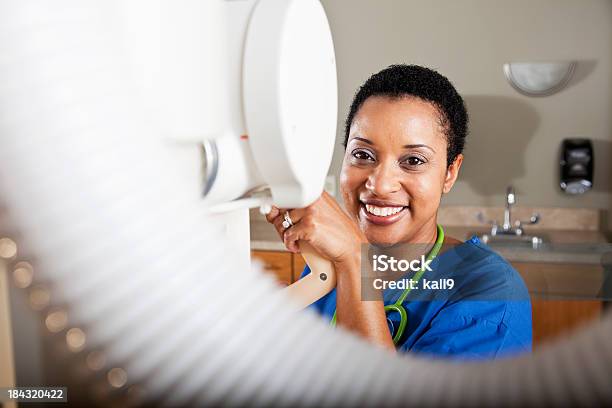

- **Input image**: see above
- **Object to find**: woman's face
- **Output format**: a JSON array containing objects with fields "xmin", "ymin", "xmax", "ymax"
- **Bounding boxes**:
[{"xmin": 340, "ymin": 96, "xmax": 462, "ymax": 246}]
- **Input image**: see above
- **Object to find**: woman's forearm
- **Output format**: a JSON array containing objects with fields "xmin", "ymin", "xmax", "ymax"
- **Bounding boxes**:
[{"xmin": 334, "ymin": 254, "xmax": 396, "ymax": 352}]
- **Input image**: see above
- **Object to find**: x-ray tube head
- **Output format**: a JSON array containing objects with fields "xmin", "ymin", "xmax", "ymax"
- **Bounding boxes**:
[
  {"xmin": 197, "ymin": 0, "xmax": 337, "ymax": 209},
  {"xmin": 243, "ymin": 0, "xmax": 337, "ymax": 208}
]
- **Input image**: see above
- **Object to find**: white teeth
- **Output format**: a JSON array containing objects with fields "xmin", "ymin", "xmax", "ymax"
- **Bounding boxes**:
[{"xmin": 364, "ymin": 204, "xmax": 404, "ymax": 217}]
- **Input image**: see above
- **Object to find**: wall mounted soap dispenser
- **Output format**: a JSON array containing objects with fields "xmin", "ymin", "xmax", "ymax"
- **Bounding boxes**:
[{"xmin": 560, "ymin": 138, "xmax": 593, "ymax": 195}]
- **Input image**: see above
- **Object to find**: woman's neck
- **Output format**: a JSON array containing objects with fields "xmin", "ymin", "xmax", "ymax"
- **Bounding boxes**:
[
  {"xmin": 368, "ymin": 219, "xmax": 439, "ymax": 267},
  {"xmin": 406, "ymin": 217, "xmax": 439, "ymax": 247}
]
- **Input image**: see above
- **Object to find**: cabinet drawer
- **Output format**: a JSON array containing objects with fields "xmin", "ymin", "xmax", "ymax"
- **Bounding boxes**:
[{"xmin": 251, "ymin": 250, "xmax": 293, "ymax": 286}]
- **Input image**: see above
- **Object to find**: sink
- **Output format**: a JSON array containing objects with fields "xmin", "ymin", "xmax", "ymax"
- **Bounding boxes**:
[{"xmin": 469, "ymin": 232, "xmax": 548, "ymax": 249}]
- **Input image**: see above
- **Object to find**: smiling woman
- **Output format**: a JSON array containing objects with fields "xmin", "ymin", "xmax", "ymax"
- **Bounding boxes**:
[
  {"xmin": 267, "ymin": 64, "xmax": 532, "ymax": 358},
  {"xmin": 343, "ymin": 95, "xmax": 460, "ymax": 245}
]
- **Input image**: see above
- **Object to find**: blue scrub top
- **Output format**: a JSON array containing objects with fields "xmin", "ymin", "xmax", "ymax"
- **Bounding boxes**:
[{"xmin": 300, "ymin": 235, "xmax": 532, "ymax": 359}]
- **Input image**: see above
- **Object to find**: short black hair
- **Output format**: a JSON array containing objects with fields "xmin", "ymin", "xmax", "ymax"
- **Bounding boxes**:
[{"xmin": 344, "ymin": 64, "xmax": 468, "ymax": 167}]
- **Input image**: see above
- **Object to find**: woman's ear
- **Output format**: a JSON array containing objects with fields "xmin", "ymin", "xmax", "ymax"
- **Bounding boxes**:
[{"xmin": 442, "ymin": 154, "xmax": 463, "ymax": 194}]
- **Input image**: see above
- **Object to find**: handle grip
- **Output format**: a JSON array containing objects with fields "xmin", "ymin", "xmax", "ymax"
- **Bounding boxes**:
[{"xmin": 282, "ymin": 241, "xmax": 336, "ymax": 309}]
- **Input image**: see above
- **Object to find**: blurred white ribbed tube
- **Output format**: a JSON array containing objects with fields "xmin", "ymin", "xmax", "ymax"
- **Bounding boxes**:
[{"xmin": 1, "ymin": 1, "xmax": 611, "ymax": 406}]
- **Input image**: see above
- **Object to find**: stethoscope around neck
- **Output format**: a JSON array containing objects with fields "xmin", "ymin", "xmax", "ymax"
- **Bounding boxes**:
[{"xmin": 331, "ymin": 224, "xmax": 445, "ymax": 345}]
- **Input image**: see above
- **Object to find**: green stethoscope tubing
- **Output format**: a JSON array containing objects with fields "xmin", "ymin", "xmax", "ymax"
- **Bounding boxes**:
[{"xmin": 330, "ymin": 224, "xmax": 445, "ymax": 345}]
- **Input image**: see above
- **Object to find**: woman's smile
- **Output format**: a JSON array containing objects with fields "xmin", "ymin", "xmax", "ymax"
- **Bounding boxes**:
[{"xmin": 359, "ymin": 200, "xmax": 409, "ymax": 226}]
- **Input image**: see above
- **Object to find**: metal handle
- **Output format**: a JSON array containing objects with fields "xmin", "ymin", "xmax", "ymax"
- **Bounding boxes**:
[
  {"xmin": 281, "ymin": 241, "xmax": 336, "ymax": 309},
  {"xmin": 515, "ymin": 213, "xmax": 540, "ymax": 227}
]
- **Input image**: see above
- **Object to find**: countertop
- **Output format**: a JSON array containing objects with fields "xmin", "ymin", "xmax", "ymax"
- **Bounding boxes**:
[{"xmin": 250, "ymin": 209, "xmax": 611, "ymax": 265}]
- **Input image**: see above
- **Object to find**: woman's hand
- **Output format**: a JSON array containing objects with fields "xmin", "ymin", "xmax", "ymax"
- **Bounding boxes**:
[
  {"xmin": 267, "ymin": 192, "xmax": 395, "ymax": 351},
  {"xmin": 265, "ymin": 191, "xmax": 366, "ymax": 266}
]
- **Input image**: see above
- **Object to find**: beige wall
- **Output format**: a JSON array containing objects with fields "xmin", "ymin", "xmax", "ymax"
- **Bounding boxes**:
[{"xmin": 321, "ymin": 0, "xmax": 612, "ymax": 231}]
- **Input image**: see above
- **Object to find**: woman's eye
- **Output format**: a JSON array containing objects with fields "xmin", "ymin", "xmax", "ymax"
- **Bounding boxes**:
[
  {"xmin": 403, "ymin": 156, "xmax": 426, "ymax": 166},
  {"xmin": 352, "ymin": 149, "xmax": 374, "ymax": 161}
]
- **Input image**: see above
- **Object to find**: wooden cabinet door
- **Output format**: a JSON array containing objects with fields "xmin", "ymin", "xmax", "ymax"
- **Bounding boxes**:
[
  {"xmin": 530, "ymin": 299, "xmax": 601, "ymax": 347},
  {"xmin": 513, "ymin": 262, "xmax": 603, "ymax": 348},
  {"xmin": 251, "ymin": 251, "xmax": 293, "ymax": 286}
]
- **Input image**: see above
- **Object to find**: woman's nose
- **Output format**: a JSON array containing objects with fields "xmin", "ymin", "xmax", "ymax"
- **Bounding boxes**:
[{"xmin": 365, "ymin": 162, "xmax": 402, "ymax": 196}]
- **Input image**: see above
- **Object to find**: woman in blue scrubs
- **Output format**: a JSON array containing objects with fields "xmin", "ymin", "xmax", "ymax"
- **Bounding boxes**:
[{"xmin": 266, "ymin": 64, "xmax": 532, "ymax": 358}]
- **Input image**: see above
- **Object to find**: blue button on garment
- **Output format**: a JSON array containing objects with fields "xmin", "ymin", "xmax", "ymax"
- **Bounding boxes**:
[{"xmin": 300, "ymin": 238, "xmax": 532, "ymax": 360}]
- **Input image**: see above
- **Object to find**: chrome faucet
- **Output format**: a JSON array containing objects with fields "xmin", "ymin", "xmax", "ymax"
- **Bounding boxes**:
[
  {"xmin": 503, "ymin": 186, "xmax": 515, "ymax": 231},
  {"xmin": 478, "ymin": 185, "xmax": 540, "ymax": 236}
]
